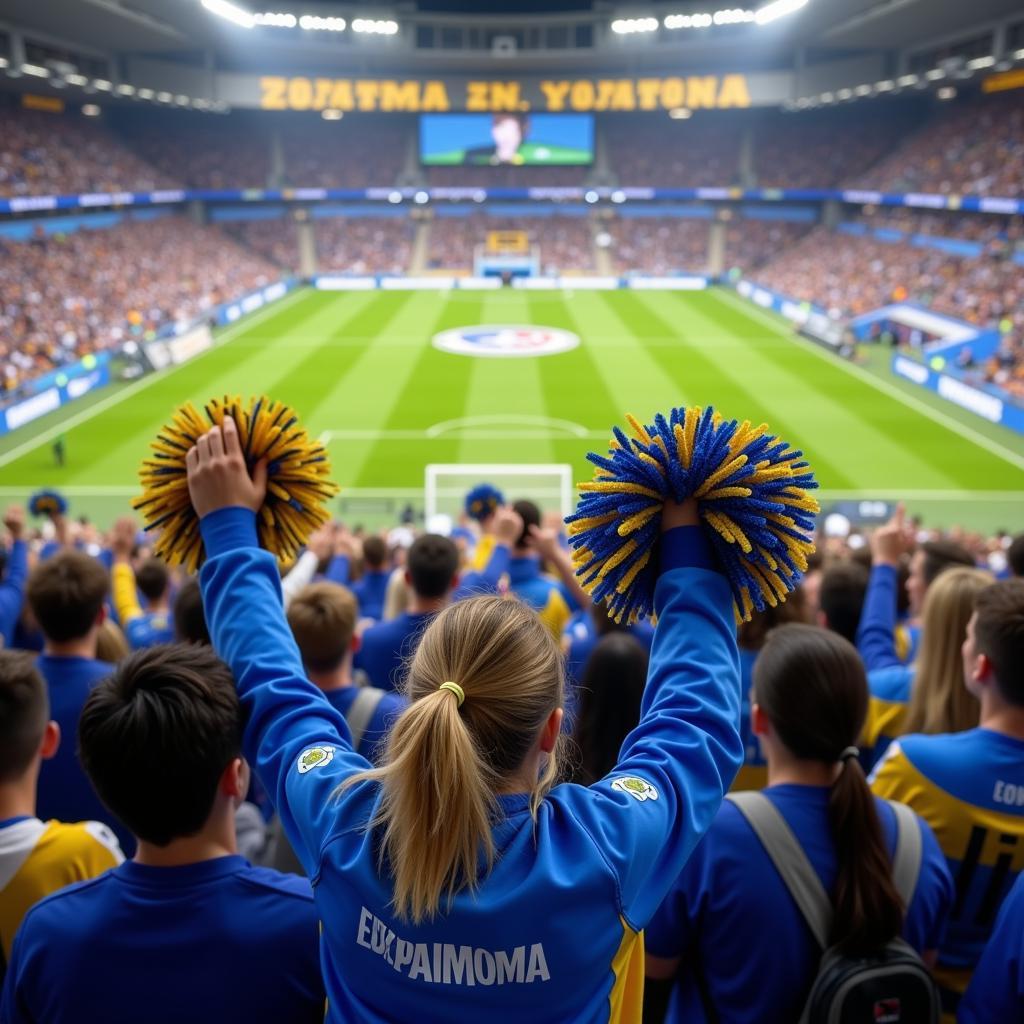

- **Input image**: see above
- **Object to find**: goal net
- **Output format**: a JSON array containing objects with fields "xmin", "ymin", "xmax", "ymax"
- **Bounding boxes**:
[{"xmin": 424, "ymin": 463, "xmax": 575, "ymax": 524}]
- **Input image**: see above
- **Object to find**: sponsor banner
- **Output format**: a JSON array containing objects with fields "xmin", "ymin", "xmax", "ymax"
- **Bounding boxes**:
[
  {"xmin": 215, "ymin": 279, "xmax": 297, "ymax": 325},
  {"xmin": 244, "ymin": 73, "xmax": 765, "ymax": 113},
  {"xmin": 890, "ymin": 354, "xmax": 1024, "ymax": 435},
  {"xmin": 142, "ymin": 324, "xmax": 213, "ymax": 369},
  {"xmin": 432, "ymin": 325, "xmax": 580, "ymax": 359},
  {"xmin": 14, "ymin": 352, "xmax": 111, "ymax": 400},
  {"xmin": 381, "ymin": 276, "xmax": 457, "ymax": 289},
  {"xmin": 628, "ymin": 276, "xmax": 709, "ymax": 290},
  {"xmin": 457, "ymin": 277, "xmax": 503, "ymax": 290},
  {"xmin": 734, "ymin": 277, "xmax": 845, "ymax": 350},
  {"xmin": 512, "ymin": 277, "xmax": 560, "ymax": 290},
  {"xmin": 314, "ymin": 275, "xmax": 378, "ymax": 290},
  {"xmin": 0, "ymin": 365, "xmax": 110, "ymax": 436}
]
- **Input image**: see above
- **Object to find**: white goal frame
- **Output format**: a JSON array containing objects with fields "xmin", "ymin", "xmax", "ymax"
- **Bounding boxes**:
[{"xmin": 425, "ymin": 463, "xmax": 575, "ymax": 522}]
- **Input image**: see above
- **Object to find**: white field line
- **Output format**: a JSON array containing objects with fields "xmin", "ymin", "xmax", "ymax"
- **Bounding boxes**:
[
  {"xmin": 713, "ymin": 288, "xmax": 1024, "ymax": 473},
  {"xmin": 0, "ymin": 288, "xmax": 311, "ymax": 470}
]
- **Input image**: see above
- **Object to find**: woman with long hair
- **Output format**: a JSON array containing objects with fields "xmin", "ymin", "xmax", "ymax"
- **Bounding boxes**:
[
  {"xmin": 185, "ymin": 419, "xmax": 745, "ymax": 1024},
  {"xmin": 644, "ymin": 624, "xmax": 953, "ymax": 1024},
  {"xmin": 862, "ymin": 567, "xmax": 992, "ymax": 768}
]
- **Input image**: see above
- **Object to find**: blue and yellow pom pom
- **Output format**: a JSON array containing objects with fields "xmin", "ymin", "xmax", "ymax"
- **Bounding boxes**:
[
  {"xmin": 133, "ymin": 395, "xmax": 339, "ymax": 573},
  {"xmin": 565, "ymin": 407, "xmax": 819, "ymax": 624},
  {"xmin": 464, "ymin": 483, "xmax": 504, "ymax": 522},
  {"xmin": 28, "ymin": 490, "xmax": 68, "ymax": 518}
]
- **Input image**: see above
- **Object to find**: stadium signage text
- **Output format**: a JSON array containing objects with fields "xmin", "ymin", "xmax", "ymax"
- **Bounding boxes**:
[{"xmin": 258, "ymin": 74, "xmax": 752, "ymax": 112}]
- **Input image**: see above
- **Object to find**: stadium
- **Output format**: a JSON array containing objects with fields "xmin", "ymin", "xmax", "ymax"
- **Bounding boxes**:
[{"xmin": 0, "ymin": 0, "xmax": 1023, "ymax": 1021}]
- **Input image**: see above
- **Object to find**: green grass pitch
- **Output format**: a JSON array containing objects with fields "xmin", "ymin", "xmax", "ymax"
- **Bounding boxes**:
[{"xmin": 2, "ymin": 286, "xmax": 1023, "ymax": 532}]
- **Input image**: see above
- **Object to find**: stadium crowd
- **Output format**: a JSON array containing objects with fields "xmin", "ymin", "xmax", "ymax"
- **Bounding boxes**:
[
  {"xmin": 315, "ymin": 216, "xmax": 416, "ymax": 275},
  {"xmin": 0, "ymin": 217, "xmax": 278, "ymax": 396},
  {"xmin": 223, "ymin": 217, "xmax": 301, "ymax": 273},
  {"xmin": 0, "ymin": 463, "xmax": 1022, "ymax": 1022},
  {"xmin": 610, "ymin": 218, "xmax": 710, "ymax": 274},
  {"xmin": 426, "ymin": 214, "xmax": 594, "ymax": 271}
]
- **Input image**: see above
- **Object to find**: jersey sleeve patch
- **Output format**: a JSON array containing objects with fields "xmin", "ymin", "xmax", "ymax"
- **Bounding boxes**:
[
  {"xmin": 611, "ymin": 776, "xmax": 659, "ymax": 802},
  {"xmin": 297, "ymin": 745, "xmax": 336, "ymax": 774}
]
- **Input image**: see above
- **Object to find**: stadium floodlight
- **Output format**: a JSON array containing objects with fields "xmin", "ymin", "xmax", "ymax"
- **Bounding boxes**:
[
  {"xmin": 254, "ymin": 11, "xmax": 298, "ymax": 27},
  {"xmin": 965, "ymin": 55, "xmax": 995, "ymax": 70},
  {"xmin": 875, "ymin": 80, "xmax": 895, "ymax": 92},
  {"xmin": 299, "ymin": 14, "xmax": 347, "ymax": 31},
  {"xmin": 924, "ymin": 68, "xmax": 945, "ymax": 80},
  {"xmin": 351, "ymin": 18, "xmax": 398, "ymax": 34},
  {"xmin": 713, "ymin": 8, "xmax": 755, "ymax": 24},
  {"xmin": 200, "ymin": 0, "xmax": 255, "ymax": 29},
  {"xmin": 937, "ymin": 86, "xmax": 957, "ymax": 100},
  {"xmin": 413, "ymin": 191, "xmax": 429, "ymax": 204},
  {"xmin": 664, "ymin": 12, "xmax": 713, "ymax": 28},
  {"xmin": 611, "ymin": 17, "xmax": 659, "ymax": 34},
  {"xmin": 836, "ymin": 87, "xmax": 852, "ymax": 100},
  {"xmin": 610, "ymin": 190, "xmax": 626, "ymax": 203},
  {"xmin": 156, "ymin": 91, "xmax": 173, "ymax": 102},
  {"xmin": 584, "ymin": 190, "xmax": 600, "ymax": 203},
  {"xmin": 387, "ymin": 190, "xmax": 403, "ymax": 204},
  {"xmin": 1016, "ymin": 48, "xmax": 1024, "ymax": 60},
  {"xmin": 853, "ymin": 83, "xmax": 872, "ymax": 96},
  {"xmin": 175, "ymin": 94, "xmax": 190, "ymax": 105},
  {"xmin": 65, "ymin": 73, "xmax": 88, "ymax": 86},
  {"xmin": 668, "ymin": 106, "xmax": 692, "ymax": 118},
  {"xmin": 21, "ymin": 64, "xmax": 50, "ymax": 77},
  {"xmin": 321, "ymin": 108, "xmax": 344, "ymax": 120},
  {"xmin": 819, "ymin": 91, "xmax": 834, "ymax": 102},
  {"xmin": 82, "ymin": 104, "xmax": 101, "ymax": 116},
  {"xmin": 754, "ymin": 0, "xmax": 808, "ymax": 25},
  {"xmin": 0, "ymin": 58, "xmax": 6, "ymax": 69},
  {"xmin": 897, "ymin": 74, "xmax": 918, "ymax": 87},
  {"xmin": 117, "ymin": 83, "xmax": 135, "ymax": 96}
]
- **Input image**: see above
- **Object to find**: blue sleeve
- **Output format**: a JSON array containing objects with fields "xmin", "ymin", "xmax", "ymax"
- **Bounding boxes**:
[
  {"xmin": 902, "ymin": 814, "xmax": 953, "ymax": 954},
  {"xmin": 324, "ymin": 554, "xmax": 350, "ymax": 586},
  {"xmin": 1, "ymin": 926, "xmax": 30, "ymax": 1023},
  {"xmin": 856, "ymin": 564, "xmax": 902, "ymax": 672},
  {"xmin": 550, "ymin": 526, "xmax": 743, "ymax": 929},
  {"xmin": 959, "ymin": 872, "xmax": 1024, "ymax": 1024},
  {"xmin": 199, "ymin": 508, "xmax": 371, "ymax": 877},
  {"xmin": 453, "ymin": 542, "xmax": 510, "ymax": 599},
  {"xmin": 645, "ymin": 831, "xmax": 711, "ymax": 959},
  {"xmin": 0, "ymin": 539, "xmax": 28, "ymax": 647}
]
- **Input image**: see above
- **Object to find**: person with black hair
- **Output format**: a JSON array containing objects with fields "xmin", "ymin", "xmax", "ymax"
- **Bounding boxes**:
[
  {"xmin": 1, "ymin": 644, "xmax": 325, "ymax": 1023},
  {"xmin": 351, "ymin": 535, "xmax": 390, "ymax": 621},
  {"xmin": 816, "ymin": 560, "xmax": 869, "ymax": 644},
  {"xmin": 645, "ymin": 624, "xmax": 952, "ymax": 1024},
  {"xmin": 1008, "ymin": 532, "xmax": 1024, "ymax": 578},
  {"xmin": 172, "ymin": 578, "xmax": 209, "ymax": 645},
  {"xmin": 571, "ymin": 632, "xmax": 648, "ymax": 785}
]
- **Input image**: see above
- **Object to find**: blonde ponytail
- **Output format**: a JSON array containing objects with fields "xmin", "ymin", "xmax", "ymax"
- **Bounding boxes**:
[{"xmin": 341, "ymin": 596, "xmax": 563, "ymax": 923}]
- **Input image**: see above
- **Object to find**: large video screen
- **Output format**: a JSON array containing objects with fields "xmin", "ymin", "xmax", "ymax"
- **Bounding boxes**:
[{"xmin": 420, "ymin": 114, "xmax": 594, "ymax": 166}]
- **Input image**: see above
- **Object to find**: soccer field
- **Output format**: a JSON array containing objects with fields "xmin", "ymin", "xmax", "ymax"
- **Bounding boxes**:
[{"xmin": 2, "ymin": 286, "xmax": 1023, "ymax": 531}]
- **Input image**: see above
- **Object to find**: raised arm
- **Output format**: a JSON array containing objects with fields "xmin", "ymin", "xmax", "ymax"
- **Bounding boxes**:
[
  {"xmin": 857, "ymin": 504, "xmax": 913, "ymax": 671},
  {"xmin": 189, "ymin": 417, "xmax": 370, "ymax": 876},
  {"xmin": 453, "ymin": 506, "xmax": 520, "ymax": 598},
  {"xmin": 109, "ymin": 517, "xmax": 144, "ymax": 626},
  {"xmin": 0, "ymin": 506, "xmax": 28, "ymax": 647},
  {"xmin": 555, "ymin": 500, "xmax": 743, "ymax": 928}
]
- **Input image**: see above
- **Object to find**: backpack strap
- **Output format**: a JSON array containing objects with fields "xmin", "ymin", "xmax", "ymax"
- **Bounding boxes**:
[
  {"xmin": 345, "ymin": 686, "xmax": 386, "ymax": 752},
  {"xmin": 887, "ymin": 799, "xmax": 923, "ymax": 907},
  {"xmin": 727, "ymin": 792, "xmax": 831, "ymax": 950}
]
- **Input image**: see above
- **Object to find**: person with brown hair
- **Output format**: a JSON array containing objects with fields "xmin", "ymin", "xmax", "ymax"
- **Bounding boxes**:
[
  {"xmin": 645, "ymin": 624, "xmax": 952, "ymax": 1024},
  {"xmin": 872, "ymin": 579, "xmax": 1024, "ymax": 1017},
  {"xmin": 109, "ymin": 516, "xmax": 174, "ymax": 649},
  {"xmin": 24, "ymin": 550, "xmax": 128, "ymax": 852},
  {"xmin": 1, "ymin": 644, "xmax": 325, "ymax": 1023},
  {"xmin": 287, "ymin": 581, "xmax": 406, "ymax": 760},
  {"xmin": 185, "ymin": 415, "xmax": 743, "ymax": 1022},
  {"xmin": 351, "ymin": 535, "xmax": 391, "ymax": 621},
  {"xmin": 0, "ymin": 650, "xmax": 122, "ymax": 975}
]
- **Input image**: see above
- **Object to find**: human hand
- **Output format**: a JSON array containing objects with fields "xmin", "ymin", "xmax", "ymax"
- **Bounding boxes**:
[
  {"xmin": 3, "ymin": 506, "xmax": 25, "ymax": 541},
  {"xmin": 306, "ymin": 526, "xmax": 334, "ymax": 562},
  {"xmin": 491, "ymin": 506, "xmax": 524, "ymax": 547},
  {"xmin": 661, "ymin": 498, "xmax": 700, "ymax": 532},
  {"xmin": 527, "ymin": 524, "xmax": 562, "ymax": 563},
  {"xmin": 110, "ymin": 516, "xmax": 138, "ymax": 560},
  {"xmin": 870, "ymin": 503, "xmax": 913, "ymax": 567},
  {"xmin": 186, "ymin": 416, "xmax": 267, "ymax": 519}
]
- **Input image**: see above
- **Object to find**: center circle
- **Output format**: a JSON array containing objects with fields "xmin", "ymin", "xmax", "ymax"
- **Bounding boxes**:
[{"xmin": 432, "ymin": 325, "xmax": 580, "ymax": 359}]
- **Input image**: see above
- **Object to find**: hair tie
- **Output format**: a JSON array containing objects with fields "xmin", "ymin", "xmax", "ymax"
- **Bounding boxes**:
[
  {"xmin": 839, "ymin": 746, "xmax": 859, "ymax": 764},
  {"xmin": 439, "ymin": 681, "xmax": 465, "ymax": 707}
]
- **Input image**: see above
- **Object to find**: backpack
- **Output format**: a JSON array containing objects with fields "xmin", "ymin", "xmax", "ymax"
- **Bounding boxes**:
[
  {"xmin": 267, "ymin": 686, "xmax": 387, "ymax": 876},
  {"xmin": 727, "ymin": 792, "xmax": 941, "ymax": 1024}
]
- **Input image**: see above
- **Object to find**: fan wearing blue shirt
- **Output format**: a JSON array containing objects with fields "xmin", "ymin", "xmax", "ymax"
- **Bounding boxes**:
[
  {"xmin": 1, "ymin": 642, "xmax": 325, "ymax": 1024},
  {"xmin": 645, "ymin": 623, "xmax": 953, "ymax": 1024},
  {"xmin": 24, "ymin": 551, "xmax": 131, "ymax": 854},
  {"xmin": 185, "ymin": 417, "xmax": 743, "ymax": 1024},
  {"xmin": 351, "ymin": 536, "xmax": 391, "ymax": 622},
  {"xmin": 871, "ymin": 579, "xmax": 1024, "ymax": 1021},
  {"xmin": 0, "ymin": 506, "xmax": 29, "ymax": 649},
  {"xmin": 109, "ymin": 517, "xmax": 175, "ymax": 650},
  {"xmin": 355, "ymin": 512, "xmax": 518, "ymax": 692},
  {"xmin": 288, "ymin": 581, "xmax": 406, "ymax": 760}
]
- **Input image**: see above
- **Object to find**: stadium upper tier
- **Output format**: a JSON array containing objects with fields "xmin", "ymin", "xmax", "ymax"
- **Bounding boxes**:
[{"xmin": 1, "ymin": 91, "xmax": 1023, "ymax": 199}]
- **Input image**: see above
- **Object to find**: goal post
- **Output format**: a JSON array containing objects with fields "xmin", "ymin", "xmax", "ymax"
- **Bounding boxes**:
[{"xmin": 424, "ymin": 463, "xmax": 575, "ymax": 523}]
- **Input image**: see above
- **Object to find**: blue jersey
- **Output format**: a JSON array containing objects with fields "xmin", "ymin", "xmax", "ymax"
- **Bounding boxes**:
[
  {"xmin": 355, "ymin": 612, "xmax": 434, "ymax": 692},
  {"xmin": 2, "ymin": 855, "xmax": 324, "ymax": 1023},
  {"xmin": 733, "ymin": 647, "xmax": 767, "ymax": 791},
  {"xmin": 861, "ymin": 663, "xmax": 914, "ymax": 771},
  {"xmin": 324, "ymin": 686, "xmax": 407, "ymax": 761},
  {"xmin": 198, "ymin": 508, "xmax": 742, "ymax": 1023},
  {"xmin": 959, "ymin": 869, "xmax": 1024, "ymax": 1023},
  {"xmin": 352, "ymin": 570, "xmax": 390, "ymax": 622},
  {"xmin": 34, "ymin": 655, "xmax": 132, "ymax": 855},
  {"xmin": 0, "ymin": 539, "xmax": 27, "ymax": 648},
  {"xmin": 871, "ymin": 729, "xmax": 1024, "ymax": 1017},
  {"xmin": 124, "ymin": 612, "xmax": 175, "ymax": 649},
  {"xmin": 508, "ymin": 557, "xmax": 576, "ymax": 639},
  {"xmin": 646, "ymin": 784, "xmax": 953, "ymax": 1024}
]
